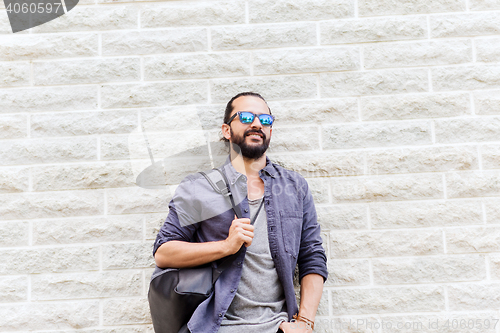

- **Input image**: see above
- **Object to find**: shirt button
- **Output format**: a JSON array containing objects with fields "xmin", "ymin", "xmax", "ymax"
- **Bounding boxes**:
[
  {"xmin": 219, "ymin": 313, "xmax": 223, "ymax": 317},
  {"xmin": 244, "ymin": 208, "xmax": 248, "ymax": 213},
  {"xmin": 231, "ymin": 289, "xmax": 235, "ymax": 293},
  {"xmin": 237, "ymin": 262, "xmax": 242, "ymax": 266}
]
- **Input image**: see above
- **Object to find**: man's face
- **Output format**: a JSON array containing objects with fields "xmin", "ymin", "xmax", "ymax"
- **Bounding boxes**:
[{"xmin": 223, "ymin": 96, "xmax": 272, "ymax": 160}]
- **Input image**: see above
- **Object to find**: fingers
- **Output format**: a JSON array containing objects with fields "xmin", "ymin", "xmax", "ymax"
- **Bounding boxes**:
[
  {"xmin": 241, "ymin": 224, "xmax": 254, "ymax": 232},
  {"xmin": 229, "ymin": 221, "xmax": 254, "ymax": 247},
  {"xmin": 239, "ymin": 228, "xmax": 254, "ymax": 237},
  {"xmin": 233, "ymin": 225, "xmax": 254, "ymax": 239},
  {"xmin": 242, "ymin": 235, "xmax": 253, "ymax": 247},
  {"xmin": 231, "ymin": 217, "xmax": 253, "ymax": 232},
  {"xmin": 241, "ymin": 230, "xmax": 253, "ymax": 247},
  {"xmin": 233, "ymin": 216, "xmax": 251, "ymax": 224},
  {"xmin": 226, "ymin": 215, "xmax": 255, "ymax": 252}
]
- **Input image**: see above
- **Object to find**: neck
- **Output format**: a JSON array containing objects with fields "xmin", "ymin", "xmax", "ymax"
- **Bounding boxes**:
[{"xmin": 229, "ymin": 149, "xmax": 267, "ymax": 177}]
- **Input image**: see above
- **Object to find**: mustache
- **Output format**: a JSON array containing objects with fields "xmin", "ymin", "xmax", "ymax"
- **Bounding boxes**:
[{"xmin": 245, "ymin": 129, "xmax": 266, "ymax": 140}]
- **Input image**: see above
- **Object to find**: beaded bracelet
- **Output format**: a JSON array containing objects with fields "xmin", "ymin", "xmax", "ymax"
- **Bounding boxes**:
[{"xmin": 292, "ymin": 314, "xmax": 315, "ymax": 330}]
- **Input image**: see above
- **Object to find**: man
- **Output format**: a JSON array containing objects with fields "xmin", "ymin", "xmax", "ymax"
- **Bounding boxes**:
[{"xmin": 153, "ymin": 92, "xmax": 328, "ymax": 333}]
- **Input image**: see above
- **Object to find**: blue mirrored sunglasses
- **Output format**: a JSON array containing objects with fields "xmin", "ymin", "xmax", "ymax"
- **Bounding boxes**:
[{"xmin": 226, "ymin": 111, "xmax": 275, "ymax": 127}]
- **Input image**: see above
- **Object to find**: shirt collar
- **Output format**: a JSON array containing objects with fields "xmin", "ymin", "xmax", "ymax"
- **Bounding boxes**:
[
  {"xmin": 222, "ymin": 155, "xmax": 276, "ymax": 185},
  {"xmin": 222, "ymin": 156, "xmax": 244, "ymax": 185},
  {"xmin": 261, "ymin": 156, "xmax": 276, "ymax": 178}
]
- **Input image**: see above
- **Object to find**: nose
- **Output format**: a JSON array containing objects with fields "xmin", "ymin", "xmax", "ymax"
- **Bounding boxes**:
[{"xmin": 250, "ymin": 115, "xmax": 263, "ymax": 128}]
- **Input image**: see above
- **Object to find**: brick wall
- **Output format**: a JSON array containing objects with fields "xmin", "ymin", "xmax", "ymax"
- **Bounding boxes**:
[{"xmin": 1, "ymin": 0, "xmax": 500, "ymax": 332}]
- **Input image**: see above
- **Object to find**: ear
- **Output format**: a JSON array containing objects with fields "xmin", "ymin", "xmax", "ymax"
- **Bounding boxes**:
[{"xmin": 222, "ymin": 123, "xmax": 231, "ymax": 141}]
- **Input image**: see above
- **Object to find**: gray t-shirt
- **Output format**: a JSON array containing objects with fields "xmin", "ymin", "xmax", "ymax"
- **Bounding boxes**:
[{"xmin": 218, "ymin": 197, "xmax": 288, "ymax": 333}]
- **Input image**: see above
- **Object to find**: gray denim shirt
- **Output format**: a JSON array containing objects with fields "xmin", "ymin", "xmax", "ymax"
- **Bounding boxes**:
[{"xmin": 153, "ymin": 156, "xmax": 328, "ymax": 333}]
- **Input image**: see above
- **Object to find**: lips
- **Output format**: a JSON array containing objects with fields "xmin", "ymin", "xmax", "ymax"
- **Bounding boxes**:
[{"xmin": 245, "ymin": 131, "xmax": 264, "ymax": 140}]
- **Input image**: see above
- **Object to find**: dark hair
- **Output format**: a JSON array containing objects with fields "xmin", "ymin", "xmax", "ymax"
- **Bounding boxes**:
[{"xmin": 221, "ymin": 92, "xmax": 271, "ymax": 142}]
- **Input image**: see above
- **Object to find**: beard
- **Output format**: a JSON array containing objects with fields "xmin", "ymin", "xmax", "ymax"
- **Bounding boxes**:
[{"xmin": 230, "ymin": 127, "xmax": 270, "ymax": 160}]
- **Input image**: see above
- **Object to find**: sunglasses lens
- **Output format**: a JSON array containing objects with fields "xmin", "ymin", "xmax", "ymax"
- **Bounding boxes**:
[
  {"xmin": 239, "ymin": 112, "xmax": 255, "ymax": 124},
  {"xmin": 258, "ymin": 114, "xmax": 273, "ymax": 126}
]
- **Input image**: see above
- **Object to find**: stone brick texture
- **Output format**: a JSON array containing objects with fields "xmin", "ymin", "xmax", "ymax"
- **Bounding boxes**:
[{"xmin": 1, "ymin": 0, "xmax": 500, "ymax": 331}]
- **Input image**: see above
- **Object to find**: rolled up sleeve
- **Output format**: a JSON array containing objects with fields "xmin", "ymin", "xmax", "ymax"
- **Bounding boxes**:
[
  {"xmin": 153, "ymin": 176, "xmax": 201, "ymax": 256},
  {"xmin": 297, "ymin": 179, "xmax": 328, "ymax": 282}
]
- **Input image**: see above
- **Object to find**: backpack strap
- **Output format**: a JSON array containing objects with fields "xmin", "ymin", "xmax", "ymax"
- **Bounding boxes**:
[
  {"xmin": 199, "ymin": 167, "xmax": 247, "ymax": 283},
  {"xmin": 199, "ymin": 168, "xmax": 242, "ymax": 219}
]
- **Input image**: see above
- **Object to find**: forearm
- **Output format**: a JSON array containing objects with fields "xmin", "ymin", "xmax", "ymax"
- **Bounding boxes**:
[
  {"xmin": 154, "ymin": 240, "xmax": 231, "ymax": 268},
  {"xmin": 298, "ymin": 273, "xmax": 324, "ymax": 322}
]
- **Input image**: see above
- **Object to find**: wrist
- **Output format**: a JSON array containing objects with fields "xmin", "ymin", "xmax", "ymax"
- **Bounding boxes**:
[
  {"xmin": 298, "ymin": 312, "xmax": 315, "ymax": 322},
  {"xmin": 293, "ymin": 314, "xmax": 315, "ymax": 330},
  {"xmin": 298, "ymin": 308, "xmax": 316, "ymax": 323},
  {"xmin": 217, "ymin": 239, "xmax": 232, "ymax": 257}
]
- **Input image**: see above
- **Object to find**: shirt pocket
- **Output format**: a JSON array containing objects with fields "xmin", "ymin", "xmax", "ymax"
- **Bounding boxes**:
[{"xmin": 279, "ymin": 211, "xmax": 302, "ymax": 258}]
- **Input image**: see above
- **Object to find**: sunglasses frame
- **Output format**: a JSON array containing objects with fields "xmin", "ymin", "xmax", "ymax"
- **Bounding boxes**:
[{"xmin": 226, "ymin": 111, "xmax": 275, "ymax": 127}]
